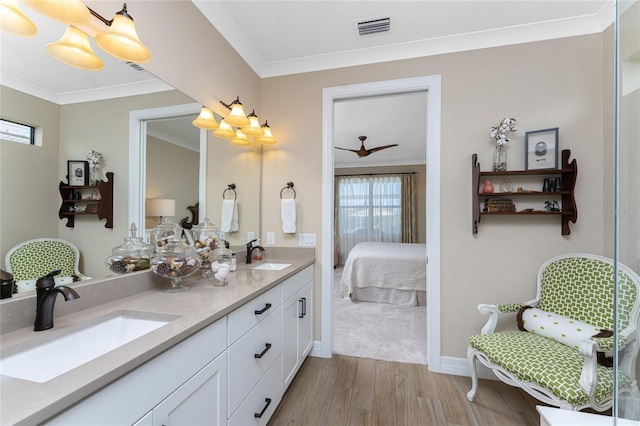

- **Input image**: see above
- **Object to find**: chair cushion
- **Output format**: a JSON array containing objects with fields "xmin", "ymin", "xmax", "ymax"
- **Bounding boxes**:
[{"xmin": 469, "ymin": 331, "xmax": 630, "ymax": 405}]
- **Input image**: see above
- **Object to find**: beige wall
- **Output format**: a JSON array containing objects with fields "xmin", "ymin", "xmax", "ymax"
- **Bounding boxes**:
[
  {"xmin": 335, "ymin": 164, "xmax": 427, "ymax": 244},
  {"xmin": 259, "ymin": 34, "xmax": 610, "ymax": 358},
  {"xmin": 0, "ymin": 87, "xmax": 61, "ymax": 265}
]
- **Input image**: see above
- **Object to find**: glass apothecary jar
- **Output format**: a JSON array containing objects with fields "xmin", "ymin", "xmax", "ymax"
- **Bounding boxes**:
[
  {"xmin": 192, "ymin": 217, "xmax": 220, "ymax": 272},
  {"xmin": 151, "ymin": 236, "xmax": 202, "ymax": 292},
  {"xmin": 152, "ymin": 217, "xmax": 181, "ymax": 251},
  {"xmin": 105, "ymin": 224, "xmax": 153, "ymax": 274}
]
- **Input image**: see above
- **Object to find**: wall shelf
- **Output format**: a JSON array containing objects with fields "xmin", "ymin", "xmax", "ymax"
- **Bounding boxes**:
[
  {"xmin": 472, "ymin": 150, "xmax": 577, "ymax": 235},
  {"xmin": 59, "ymin": 172, "xmax": 113, "ymax": 228}
]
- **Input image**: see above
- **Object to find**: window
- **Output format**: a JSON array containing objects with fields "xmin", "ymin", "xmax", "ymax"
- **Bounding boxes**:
[{"xmin": 1, "ymin": 119, "xmax": 35, "ymax": 145}]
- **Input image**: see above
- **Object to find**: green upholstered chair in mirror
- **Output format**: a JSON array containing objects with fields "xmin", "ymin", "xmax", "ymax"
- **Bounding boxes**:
[
  {"xmin": 5, "ymin": 238, "xmax": 89, "ymax": 283},
  {"xmin": 467, "ymin": 253, "xmax": 640, "ymax": 415}
]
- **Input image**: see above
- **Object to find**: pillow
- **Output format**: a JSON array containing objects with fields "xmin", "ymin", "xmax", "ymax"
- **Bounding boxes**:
[{"xmin": 517, "ymin": 306, "xmax": 614, "ymax": 366}]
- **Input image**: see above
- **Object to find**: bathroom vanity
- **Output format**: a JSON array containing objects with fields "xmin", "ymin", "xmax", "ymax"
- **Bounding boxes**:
[{"xmin": 0, "ymin": 248, "xmax": 315, "ymax": 425}]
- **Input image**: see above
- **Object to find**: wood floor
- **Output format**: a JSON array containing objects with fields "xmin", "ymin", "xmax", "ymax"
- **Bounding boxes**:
[{"xmin": 268, "ymin": 354, "xmax": 545, "ymax": 426}]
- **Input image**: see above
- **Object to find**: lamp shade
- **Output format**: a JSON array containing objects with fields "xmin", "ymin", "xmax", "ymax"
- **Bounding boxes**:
[
  {"xmin": 192, "ymin": 107, "xmax": 219, "ymax": 130},
  {"xmin": 213, "ymin": 119, "xmax": 236, "ymax": 140},
  {"xmin": 225, "ymin": 100, "xmax": 250, "ymax": 128},
  {"xmin": 146, "ymin": 199, "xmax": 175, "ymax": 217},
  {"xmin": 242, "ymin": 110, "xmax": 264, "ymax": 137},
  {"xmin": 94, "ymin": 8, "xmax": 151, "ymax": 63},
  {"xmin": 46, "ymin": 26, "xmax": 104, "ymax": 70},
  {"xmin": 231, "ymin": 129, "xmax": 251, "ymax": 146},
  {"xmin": 254, "ymin": 122, "xmax": 277, "ymax": 144},
  {"xmin": 0, "ymin": 0, "xmax": 37, "ymax": 36},
  {"xmin": 23, "ymin": 0, "xmax": 90, "ymax": 25}
]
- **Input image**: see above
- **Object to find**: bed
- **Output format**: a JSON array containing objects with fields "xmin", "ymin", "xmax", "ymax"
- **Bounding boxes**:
[{"xmin": 339, "ymin": 242, "xmax": 427, "ymax": 306}]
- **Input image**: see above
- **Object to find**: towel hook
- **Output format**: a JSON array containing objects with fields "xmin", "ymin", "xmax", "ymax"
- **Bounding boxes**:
[
  {"xmin": 223, "ymin": 183, "xmax": 237, "ymax": 201},
  {"xmin": 280, "ymin": 182, "xmax": 296, "ymax": 199}
]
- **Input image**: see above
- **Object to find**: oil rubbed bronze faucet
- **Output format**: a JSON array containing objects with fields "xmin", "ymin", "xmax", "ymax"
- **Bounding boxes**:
[
  {"xmin": 245, "ymin": 239, "xmax": 265, "ymax": 264},
  {"xmin": 34, "ymin": 270, "xmax": 79, "ymax": 331}
]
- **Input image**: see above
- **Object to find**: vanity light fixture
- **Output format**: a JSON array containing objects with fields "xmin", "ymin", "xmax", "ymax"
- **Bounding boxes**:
[
  {"xmin": 0, "ymin": 0, "xmax": 37, "ymax": 36},
  {"xmin": 242, "ymin": 110, "xmax": 265, "ymax": 137},
  {"xmin": 230, "ymin": 129, "xmax": 251, "ymax": 146},
  {"xmin": 93, "ymin": 3, "xmax": 151, "ymax": 63},
  {"xmin": 213, "ymin": 119, "xmax": 236, "ymax": 140},
  {"xmin": 254, "ymin": 121, "xmax": 277, "ymax": 144},
  {"xmin": 220, "ymin": 97, "xmax": 251, "ymax": 128},
  {"xmin": 46, "ymin": 25, "xmax": 104, "ymax": 70},
  {"xmin": 23, "ymin": 0, "xmax": 90, "ymax": 26},
  {"xmin": 192, "ymin": 106, "xmax": 219, "ymax": 130}
]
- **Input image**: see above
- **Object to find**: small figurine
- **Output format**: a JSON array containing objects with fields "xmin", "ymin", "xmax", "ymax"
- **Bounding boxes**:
[{"xmin": 482, "ymin": 180, "xmax": 494, "ymax": 194}]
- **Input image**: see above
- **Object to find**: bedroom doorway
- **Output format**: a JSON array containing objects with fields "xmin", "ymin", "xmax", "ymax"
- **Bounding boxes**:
[{"xmin": 320, "ymin": 76, "xmax": 442, "ymax": 371}]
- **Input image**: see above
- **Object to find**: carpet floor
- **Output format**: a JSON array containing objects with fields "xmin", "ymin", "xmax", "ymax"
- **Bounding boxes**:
[{"xmin": 332, "ymin": 267, "xmax": 427, "ymax": 365}]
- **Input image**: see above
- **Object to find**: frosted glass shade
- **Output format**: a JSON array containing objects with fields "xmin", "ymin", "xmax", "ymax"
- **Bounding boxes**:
[
  {"xmin": 225, "ymin": 102, "xmax": 250, "ymax": 128},
  {"xmin": 192, "ymin": 107, "xmax": 219, "ymax": 130},
  {"xmin": 146, "ymin": 199, "xmax": 175, "ymax": 217},
  {"xmin": 231, "ymin": 129, "xmax": 251, "ymax": 146},
  {"xmin": 0, "ymin": 0, "xmax": 37, "ymax": 36},
  {"xmin": 242, "ymin": 112, "xmax": 264, "ymax": 137},
  {"xmin": 95, "ymin": 12, "xmax": 151, "ymax": 63},
  {"xmin": 23, "ymin": 0, "xmax": 90, "ymax": 25},
  {"xmin": 45, "ymin": 26, "xmax": 104, "ymax": 70},
  {"xmin": 254, "ymin": 123, "xmax": 277, "ymax": 144},
  {"xmin": 213, "ymin": 119, "xmax": 236, "ymax": 139}
]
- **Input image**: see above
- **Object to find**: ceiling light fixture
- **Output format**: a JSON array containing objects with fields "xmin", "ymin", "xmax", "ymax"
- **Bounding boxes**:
[
  {"xmin": 46, "ymin": 25, "xmax": 104, "ymax": 70},
  {"xmin": 0, "ymin": 0, "xmax": 37, "ymax": 36},
  {"xmin": 192, "ymin": 106, "xmax": 219, "ymax": 130},
  {"xmin": 23, "ymin": 0, "xmax": 90, "ymax": 26},
  {"xmin": 93, "ymin": 3, "xmax": 151, "ymax": 63}
]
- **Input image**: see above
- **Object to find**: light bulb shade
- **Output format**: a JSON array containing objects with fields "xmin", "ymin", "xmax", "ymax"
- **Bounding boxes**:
[
  {"xmin": 23, "ymin": 0, "xmax": 90, "ymax": 25},
  {"xmin": 95, "ymin": 11, "xmax": 151, "ymax": 63},
  {"xmin": 0, "ymin": 0, "xmax": 37, "ymax": 36},
  {"xmin": 45, "ymin": 26, "xmax": 104, "ymax": 70},
  {"xmin": 225, "ymin": 101, "xmax": 251, "ymax": 127},
  {"xmin": 231, "ymin": 129, "xmax": 251, "ymax": 146},
  {"xmin": 146, "ymin": 199, "xmax": 175, "ymax": 217},
  {"xmin": 213, "ymin": 119, "xmax": 236, "ymax": 139},
  {"xmin": 192, "ymin": 107, "xmax": 219, "ymax": 130},
  {"xmin": 254, "ymin": 123, "xmax": 277, "ymax": 144},
  {"xmin": 242, "ymin": 112, "xmax": 265, "ymax": 137}
]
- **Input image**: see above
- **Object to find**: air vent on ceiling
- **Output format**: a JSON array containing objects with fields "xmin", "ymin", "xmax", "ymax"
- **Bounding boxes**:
[
  {"xmin": 357, "ymin": 17, "xmax": 390, "ymax": 36},
  {"xmin": 126, "ymin": 62, "xmax": 146, "ymax": 72}
]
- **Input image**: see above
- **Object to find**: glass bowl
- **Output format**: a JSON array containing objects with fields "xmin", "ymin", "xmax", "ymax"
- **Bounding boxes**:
[{"xmin": 151, "ymin": 237, "xmax": 202, "ymax": 292}]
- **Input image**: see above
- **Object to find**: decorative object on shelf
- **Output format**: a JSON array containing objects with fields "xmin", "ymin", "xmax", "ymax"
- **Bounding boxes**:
[
  {"xmin": 544, "ymin": 201, "xmax": 561, "ymax": 212},
  {"xmin": 86, "ymin": 150, "xmax": 103, "ymax": 186},
  {"xmin": 525, "ymin": 127, "xmax": 559, "ymax": 170},
  {"xmin": 499, "ymin": 178, "xmax": 514, "ymax": 193},
  {"xmin": 490, "ymin": 117, "xmax": 517, "ymax": 171},
  {"xmin": 151, "ymin": 236, "xmax": 202, "ymax": 293},
  {"xmin": 482, "ymin": 180, "xmax": 494, "ymax": 194},
  {"xmin": 105, "ymin": 223, "xmax": 153, "ymax": 274},
  {"xmin": 483, "ymin": 197, "xmax": 516, "ymax": 213},
  {"xmin": 67, "ymin": 160, "xmax": 89, "ymax": 186}
]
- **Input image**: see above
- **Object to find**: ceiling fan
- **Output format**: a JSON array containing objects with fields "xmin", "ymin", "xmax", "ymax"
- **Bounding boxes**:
[{"xmin": 335, "ymin": 136, "xmax": 398, "ymax": 158}]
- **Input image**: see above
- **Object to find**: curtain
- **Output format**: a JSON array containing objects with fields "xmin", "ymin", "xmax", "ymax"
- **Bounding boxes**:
[{"xmin": 335, "ymin": 174, "xmax": 415, "ymax": 265}]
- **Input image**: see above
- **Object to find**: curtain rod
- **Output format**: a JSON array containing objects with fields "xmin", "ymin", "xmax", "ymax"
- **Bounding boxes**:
[{"xmin": 335, "ymin": 172, "xmax": 417, "ymax": 177}]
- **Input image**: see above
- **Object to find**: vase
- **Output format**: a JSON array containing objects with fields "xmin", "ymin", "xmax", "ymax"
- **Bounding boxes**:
[
  {"xmin": 493, "ymin": 144, "xmax": 507, "ymax": 172},
  {"xmin": 89, "ymin": 164, "xmax": 99, "ymax": 186}
]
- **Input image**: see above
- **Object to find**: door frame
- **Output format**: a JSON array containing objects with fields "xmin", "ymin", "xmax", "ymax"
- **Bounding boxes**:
[{"xmin": 320, "ymin": 75, "xmax": 442, "ymax": 371}]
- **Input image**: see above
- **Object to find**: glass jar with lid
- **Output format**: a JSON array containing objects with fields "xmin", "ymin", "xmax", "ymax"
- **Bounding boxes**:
[
  {"xmin": 192, "ymin": 217, "xmax": 220, "ymax": 275},
  {"xmin": 151, "ymin": 236, "xmax": 202, "ymax": 292},
  {"xmin": 152, "ymin": 217, "xmax": 181, "ymax": 251},
  {"xmin": 105, "ymin": 223, "xmax": 154, "ymax": 274}
]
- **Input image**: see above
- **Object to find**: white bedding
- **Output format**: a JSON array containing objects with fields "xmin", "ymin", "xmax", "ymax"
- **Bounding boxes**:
[{"xmin": 340, "ymin": 242, "xmax": 427, "ymax": 306}]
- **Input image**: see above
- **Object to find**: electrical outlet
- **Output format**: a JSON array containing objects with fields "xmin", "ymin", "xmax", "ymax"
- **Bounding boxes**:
[
  {"xmin": 266, "ymin": 232, "xmax": 275, "ymax": 245},
  {"xmin": 298, "ymin": 233, "xmax": 316, "ymax": 247},
  {"xmin": 247, "ymin": 231, "xmax": 255, "ymax": 242}
]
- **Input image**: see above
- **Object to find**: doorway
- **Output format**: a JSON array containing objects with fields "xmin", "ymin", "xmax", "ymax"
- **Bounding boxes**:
[{"xmin": 320, "ymin": 76, "xmax": 442, "ymax": 371}]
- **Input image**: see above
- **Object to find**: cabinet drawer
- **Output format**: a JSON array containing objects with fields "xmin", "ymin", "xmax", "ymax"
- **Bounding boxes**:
[
  {"xmin": 282, "ymin": 266, "xmax": 313, "ymax": 301},
  {"xmin": 228, "ymin": 284, "xmax": 282, "ymax": 345},
  {"xmin": 228, "ymin": 306, "xmax": 282, "ymax": 415},
  {"xmin": 228, "ymin": 355, "xmax": 282, "ymax": 426}
]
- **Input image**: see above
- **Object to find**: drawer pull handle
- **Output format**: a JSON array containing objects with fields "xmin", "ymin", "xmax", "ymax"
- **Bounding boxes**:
[
  {"xmin": 254, "ymin": 343, "xmax": 272, "ymax": 358},
  {"xmin": 255, "ymin": 303, "xmax": 272, "ymax": 315},
  {"xmin": 298, "ymin": 298, "xmax": 304, "ymax": 318},
  {"xmin": 254, "ymin": 398, "xmax": 272, "ymax": 418}
]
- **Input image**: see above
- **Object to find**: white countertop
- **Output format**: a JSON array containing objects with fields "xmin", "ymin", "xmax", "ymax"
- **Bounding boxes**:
[{"xmin": 0, "ymin": 251, "xmax": 314, "ymax": 425}]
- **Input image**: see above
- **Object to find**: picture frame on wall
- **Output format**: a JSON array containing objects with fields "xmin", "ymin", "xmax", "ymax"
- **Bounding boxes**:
[
  {"xmin": 67, "ymin": 160, "xmax": 89, "ymax": 186},
  {"xmin": 525, "ymin": 128, "xmax": 559, "ymax": 170}
]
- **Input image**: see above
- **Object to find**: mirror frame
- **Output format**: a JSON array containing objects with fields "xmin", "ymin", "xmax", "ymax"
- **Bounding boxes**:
[{"xmin": 129, "ymin": 103, "xmax": 207, "ymax": 239}]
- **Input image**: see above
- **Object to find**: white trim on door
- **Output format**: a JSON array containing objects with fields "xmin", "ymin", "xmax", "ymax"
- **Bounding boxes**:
[{"xmin": 320, "ymin": 75, "xmax": 442, "ymax": 372}]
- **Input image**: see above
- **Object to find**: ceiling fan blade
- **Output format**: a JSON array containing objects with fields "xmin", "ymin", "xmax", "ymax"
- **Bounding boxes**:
[
  {"xmin": 334, "ymin": 146, "xmax": 360, "ymax": 153},
  {"xmin": 366, "ymin": 144, "xmax": 399, "ymax": 154}
]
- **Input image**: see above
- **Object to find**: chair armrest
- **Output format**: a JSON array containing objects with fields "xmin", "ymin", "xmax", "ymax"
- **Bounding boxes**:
[
  {"xmin": 589, "ymin": 334, "xmax": 627, "ymax": 352},
  {"xmin": 477, "ymin": 303, "xmax": 522, "ymax": 335}
]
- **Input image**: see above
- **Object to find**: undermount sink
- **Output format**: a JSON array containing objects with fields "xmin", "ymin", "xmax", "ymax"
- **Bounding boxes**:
[
  {"xmin": 252, "ymin": 263, "xmax": 291, "ymax": 271},
  {"xmin": 0, "ymin": 311, "xmax": 176, "ymax": 383}
]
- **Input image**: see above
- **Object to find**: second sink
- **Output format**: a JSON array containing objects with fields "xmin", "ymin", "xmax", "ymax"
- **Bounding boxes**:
[{"xmin": 252, "ymin": 263, "xmax": 291, "ymax": 271}]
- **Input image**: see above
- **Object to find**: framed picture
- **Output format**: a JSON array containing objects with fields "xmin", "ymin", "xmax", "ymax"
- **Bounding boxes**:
[
  {"xmin": 525, "ymin": 128, "xmax": 559, "ymax": 170},
  {"xmin": 67, "ymin": 160, "xmax": 89, "ymax": 186}
]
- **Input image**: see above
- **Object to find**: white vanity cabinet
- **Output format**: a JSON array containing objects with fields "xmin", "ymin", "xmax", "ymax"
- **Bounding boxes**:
[{"xmin": 282, "ymin": 266, "xmax": 313, "ymax": 389}]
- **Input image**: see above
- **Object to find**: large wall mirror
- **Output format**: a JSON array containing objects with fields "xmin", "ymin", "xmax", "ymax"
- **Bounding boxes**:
[{"xmin": 0, "ymin": 6, "xmax": 260, "ymax": 282}]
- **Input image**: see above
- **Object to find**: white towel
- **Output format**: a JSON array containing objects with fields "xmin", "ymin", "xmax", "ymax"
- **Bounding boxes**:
[
  {"xmin": 281, "ymin": 198, "xmax": 297, "ymax": 233},
  {"xmin": 220, "ymin": 199, "xmax": 238, "ymax": 232}
]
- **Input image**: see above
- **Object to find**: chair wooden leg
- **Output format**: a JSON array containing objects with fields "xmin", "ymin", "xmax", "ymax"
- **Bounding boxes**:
[{"xmin": 467, "ymin": 346, "xmax": 479, "ymax": 402}]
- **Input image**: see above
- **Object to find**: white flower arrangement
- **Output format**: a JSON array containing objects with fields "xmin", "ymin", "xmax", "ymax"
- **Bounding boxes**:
[
  {"xmin": 86, "ymin": 149, "xmax": 103, "ymax": 169},
  {"xmin": 490, "ymin": 117, "xmax": 518, "ymax": 146}
]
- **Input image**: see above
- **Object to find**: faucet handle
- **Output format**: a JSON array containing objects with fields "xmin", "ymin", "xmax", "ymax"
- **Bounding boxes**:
[{"xmin": 36, "ymin": 270, "xmax": 61, "ymax": 289}]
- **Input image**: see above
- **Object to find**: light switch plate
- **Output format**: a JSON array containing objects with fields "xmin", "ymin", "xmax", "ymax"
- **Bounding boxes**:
[
  {"xmin": 298, "ymin": 233, "xmax": 316, "ymax": 247},
  {"xmin": 266, "ymin": 232, "xmax": 275, "ymax": 245},
  {"xmin": 247, "ymin": 231, "xmax": 255, "ymax": 242}
]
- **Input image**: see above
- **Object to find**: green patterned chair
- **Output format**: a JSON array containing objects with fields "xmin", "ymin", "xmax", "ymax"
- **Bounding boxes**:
[
  {"xmin": 467, "ymin": 253, "xmax": 640, "ymax": 414},
  {"xmin": 5, "ymin": 238, "xmax": 89, "ymax": 283}
]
